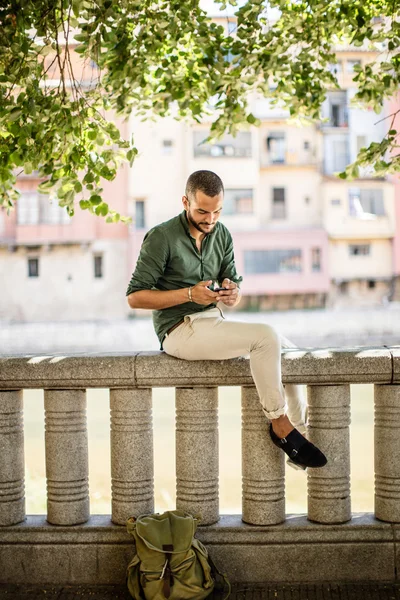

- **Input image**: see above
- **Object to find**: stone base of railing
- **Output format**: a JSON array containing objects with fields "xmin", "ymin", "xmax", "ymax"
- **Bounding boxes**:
[{"xmin": 0, "ymin": 513, "xmax": 397, "ymax": 585}]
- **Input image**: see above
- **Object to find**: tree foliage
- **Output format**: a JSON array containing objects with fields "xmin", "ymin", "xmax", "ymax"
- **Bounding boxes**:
[{"xmin": 1, "ymin": 0, "xmax": 399, "ymax": 220}]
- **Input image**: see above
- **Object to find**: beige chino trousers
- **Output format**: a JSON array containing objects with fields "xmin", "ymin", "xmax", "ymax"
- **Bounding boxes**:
[{"xmin": 163, "ymin": 307, "xmax": 307, "ymax": 433}]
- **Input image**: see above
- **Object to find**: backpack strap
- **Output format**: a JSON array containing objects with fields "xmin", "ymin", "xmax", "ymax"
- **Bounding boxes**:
[
  {"xmin": 161, "ymin": 544, "xmax": 174, "ymax": 599},
  {"xmin": 207, "ymin": 553, "xmax": 231, "ymax": 600}
]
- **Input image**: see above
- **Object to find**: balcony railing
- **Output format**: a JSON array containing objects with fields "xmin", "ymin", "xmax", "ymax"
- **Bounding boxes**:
[{"xmin": 1, "ymin": 348, "xmax": 400, "ymax": 585}]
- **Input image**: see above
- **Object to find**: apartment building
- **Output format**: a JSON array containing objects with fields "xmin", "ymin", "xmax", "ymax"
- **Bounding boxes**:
[
  {"xmin": 321, "ymin": 50, "xmax": 396, "ymax": 306},
  {"xmin": 0, "ymin": 47, "xmax": 131, "ymax": 322},
  {"xmin": 0, "ymin": 30, "xmax": 397, "ymax": 321},
  {"xmin": 128, "ymin": 108, "xmax": 330, "ymax": 311},
  {"xmin": 0, "ymin": 161, "xmax": 130, "ymax": 321}
]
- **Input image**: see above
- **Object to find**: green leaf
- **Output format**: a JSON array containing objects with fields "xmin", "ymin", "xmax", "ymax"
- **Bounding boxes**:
[
  {"xmin": 95, "ymin": 202, "xmax": 109, "ymax": 216},
  {"xmin": 38, "ymin": 180, "xmax": 54, "ymax": 192},
  {"xmin": 89, "ymin": 194, "xmax": 102, "ymax": 205},
  {"xmin": 9, "ymin": 109, "xmax": 22, "ymax": 122}
]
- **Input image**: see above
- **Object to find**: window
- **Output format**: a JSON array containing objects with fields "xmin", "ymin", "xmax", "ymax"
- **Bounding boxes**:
[
  {"xmin": 193, "ymin": 131, "xmax": 252, "ymax": 158},
  {"xmin": 135, "ymin": 200, "xmax": 146, "ymax": 229},
  {"xmin": 40, "ymin": 198, "xmax": 70, "ymax": 225},
  {"xmin": 266, "ymin": 132, "xmax": 286, "ymax": 164},
  {"xmin": 349, "ymin": 244, "xmax": 370, "ymax": 256},
  {"xmin": 349, "ymin": 188, "xmax": 384, "ymax": 217},
  {"xmin": 326, "ymin": 92, "xmax": 348, "ymax": 127},
  {"xmin": 331, "ymin": 104, "xmax": 340, "ymax": 127},
  {"xmin": 17, "ymin": 190, "xmax": 70, "ymax": 225},
  {"xmin": 244, "ymin": 250, "xmax": 302, "ymax": 274},
  {"xmin": 223, "ymin": 189, "xmax": 253, "ymax": 215},
  {"xmin": 94, "ymin": 255, "xmax": 103, "ymax": 278},
  {"xmin": 311, "ymin": 248, "xmax": 321, "ymax": 272},
  {"xmin": 17, "ymin": 191, "xmax": 39, "ymax": 225},
  {"xmin": 162, "ymin": 139, "xmax": 173, "ymax": 155},
  {"xmin": 328, "ymin": 61, "xmax": 343, "ymax": 74},
  {"xmin": 28, "ymin": 258, "xmax": 39, "ymax": 277},
  {"xmin": 332, "ymin": 139, "xmax": 349, "ymax": 171},
  {"xmin": 272, "ymin": 188, "xmax": 286, "ymax": 219},
  {"xmin": 227, "ymin": 20, "xmax": 236, "ymax": 34},
  {"xmin": 347, "ymin": 60, "xmax": 361, "ymax": 73}
]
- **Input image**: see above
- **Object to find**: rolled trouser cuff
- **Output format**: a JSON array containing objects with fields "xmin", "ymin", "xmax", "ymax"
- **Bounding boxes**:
[{"xmin": 262, "ymin": 406, "xmax": 286, "ymax": 420}]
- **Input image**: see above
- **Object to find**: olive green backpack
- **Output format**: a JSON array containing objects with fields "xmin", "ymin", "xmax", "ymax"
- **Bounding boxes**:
[{"xmin": 126, "ymin": 510, "xmax": 231, "ymax": 600}]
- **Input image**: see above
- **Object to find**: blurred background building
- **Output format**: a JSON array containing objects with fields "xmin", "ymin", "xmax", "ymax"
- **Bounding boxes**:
[{"xmin": 0, "ymin": 27, "xmax": 399, "ymax": 322}]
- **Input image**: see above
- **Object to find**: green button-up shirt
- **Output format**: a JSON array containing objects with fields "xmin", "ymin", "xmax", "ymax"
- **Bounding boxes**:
[{"xmin": 126, "ymin": 211, "xmax": 243, "ymax": 348}]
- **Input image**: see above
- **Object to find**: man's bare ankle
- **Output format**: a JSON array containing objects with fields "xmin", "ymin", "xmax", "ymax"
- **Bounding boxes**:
[{"xmin": 271, "ymin": 415, "xmax": 294, "ymax": 439}]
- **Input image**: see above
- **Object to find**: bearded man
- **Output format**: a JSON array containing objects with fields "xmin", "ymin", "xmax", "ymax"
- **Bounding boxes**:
[{"xmin": 126, "ymin": 170, "xmax": 327, "ymax": 470}]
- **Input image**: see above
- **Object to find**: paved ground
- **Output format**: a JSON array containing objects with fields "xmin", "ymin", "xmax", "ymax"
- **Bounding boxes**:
[{"xmin": 1, "ymin": 583, "xmax": 400, "ymax": 600}]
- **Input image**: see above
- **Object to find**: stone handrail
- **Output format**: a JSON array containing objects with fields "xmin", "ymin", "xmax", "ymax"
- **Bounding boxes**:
[{"xmin": 1, "ymin": 347, "xmax": 400, "ymax": 585}]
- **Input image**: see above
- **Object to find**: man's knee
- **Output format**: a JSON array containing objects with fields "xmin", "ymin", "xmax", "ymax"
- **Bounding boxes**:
[{"xmin": 254, "ymin": 323, "xmax": 280, "ymax": 348}]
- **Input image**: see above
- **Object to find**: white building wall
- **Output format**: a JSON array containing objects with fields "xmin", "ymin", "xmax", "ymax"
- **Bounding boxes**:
[
  {"xmin": 347, "ymin": 88, "xmax": 387, "ymax": 164},
  {"xmin": 329, "ymin": 238, "xmax": 393, "ymax": 279},
  {"xmin": 129, "ymin": 117, "xmax": 191, "ymax": 227},
  {"xmin": 322, "ymin": 181, "xmax": 395, "ymax": 239},
  {"xmin": 0, "ymin": 240, "xmax": 129, "ymax": 321},
  {"xmin": 259, "ymin": 169, "xmax": 322, "ymax": 228}
]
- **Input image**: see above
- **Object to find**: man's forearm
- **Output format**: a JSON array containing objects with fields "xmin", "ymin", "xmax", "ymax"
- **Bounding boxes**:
[{"xmin": 127, "ymin": 288, "xmax": 190, "ymax": 310}]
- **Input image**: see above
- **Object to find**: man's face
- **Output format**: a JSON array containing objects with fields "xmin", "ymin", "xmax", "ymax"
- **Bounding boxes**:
[{"xmin": 183, "ymin": 190, "xmax": 223, "ymax": 235}]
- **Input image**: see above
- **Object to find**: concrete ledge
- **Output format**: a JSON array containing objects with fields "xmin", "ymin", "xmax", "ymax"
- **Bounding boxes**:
[
  {"xmin": 2, "ymin": 582, "xmax": 400, "ymax": 600},
  {"xmin": 393, "ymin": 347, "xmax": 400, "ymax": 383},
  {"xmin": 0, "ymin": 347, "xmax": 395, "ymax": 389},
  {"xmin": 0, "ymin": 514, "xmax": 395, "ymax": 585}
]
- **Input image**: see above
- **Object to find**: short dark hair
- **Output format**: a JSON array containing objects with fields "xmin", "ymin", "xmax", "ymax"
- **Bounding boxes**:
[{"xmin": 185, "ymin": 170, "xmax": 224, "ymax": 201}]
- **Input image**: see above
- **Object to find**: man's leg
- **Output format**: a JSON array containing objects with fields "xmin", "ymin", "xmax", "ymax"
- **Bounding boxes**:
[
  {"xmin": 164, "ymin": 312, "xmax": 287, "ymax": 421},
  {"xmin": 164, "ymin": 313, "xmax": 307, "ymax": 433},
  {"xmin": 163, "ymin": 311, "xmax": 326, "ymax": 469},
  {"xmin": 280, "ymin": 335, "xmax": 307, "ymax": 435}
]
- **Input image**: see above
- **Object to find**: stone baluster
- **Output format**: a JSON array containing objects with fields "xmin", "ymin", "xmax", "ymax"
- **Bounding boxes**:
[
  {"xmin": 175, "ymin": 387, "xmax": 219, "ymax": 525},
  {"xmin": 44, "ymin": 390, "xmax": 89, "ymax": 525},
  {"xmin": 110, "ymin": 389, "xmax": 154, "ymax": 524},
  {"xmin": 0, "ymin": 390, "xmax": 25, "ymax": 526},
  {"xmin": 241, "ymin": 386, "xmax": 285, "ymax": 525},
  {"xmin": 307, "ymin": 385, "xmax": 351, "ymax": 524},
  {"xmin": 374, "ymin": 385, "xmax": 400, "ymax": 522}
]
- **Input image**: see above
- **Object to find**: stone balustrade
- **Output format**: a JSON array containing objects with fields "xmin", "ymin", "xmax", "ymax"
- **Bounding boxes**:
[{"xmin": 1, "ymin": 347, "xmax": 400, "ymax": 585}]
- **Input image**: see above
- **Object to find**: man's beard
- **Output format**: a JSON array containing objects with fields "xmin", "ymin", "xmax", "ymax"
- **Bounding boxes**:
[{"xmin": 186, "ymin": 210, "xmax": 214, "ymax": 234}]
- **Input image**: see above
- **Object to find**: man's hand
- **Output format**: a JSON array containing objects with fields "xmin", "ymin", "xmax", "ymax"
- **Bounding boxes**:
[
  {"xmin": 191, "ymin": 280, "xmax": 220, "ymax": 305},
  {"xmin": 216, "ymin": 278, "xmax": 240, "ymax": 307}
]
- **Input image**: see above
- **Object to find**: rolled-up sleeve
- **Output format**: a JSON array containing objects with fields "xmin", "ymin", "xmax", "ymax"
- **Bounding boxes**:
[
  {"xmin": 218, "ymin": 231, "xmax": 243, "ymax": 288},
  {"xmin": 126, "ymin": 227, "xmax": 169, "ymax": 295}
]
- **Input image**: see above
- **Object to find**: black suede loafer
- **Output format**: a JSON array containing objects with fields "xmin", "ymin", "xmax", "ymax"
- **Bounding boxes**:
[{"xmin": 269, "ymin": 424, "xmax": 328, "ymax": 469}]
